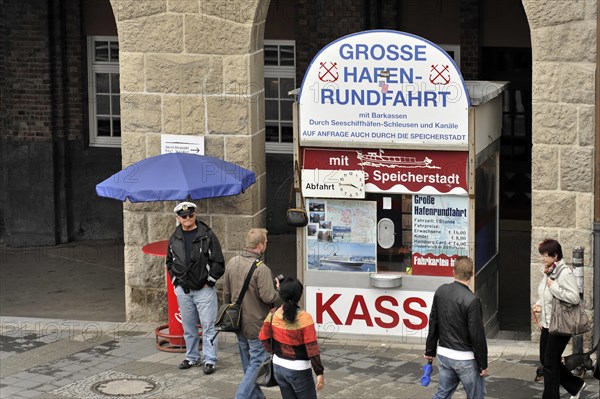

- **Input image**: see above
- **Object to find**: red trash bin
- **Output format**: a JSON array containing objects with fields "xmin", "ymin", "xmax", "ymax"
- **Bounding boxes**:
[
  {"xmin": 165, "ymin": 270, "xmax": 185, "ymax": 346},
  {"xmin": 143, "ymin": 240, "xmax": 200, "ymax": 352}
]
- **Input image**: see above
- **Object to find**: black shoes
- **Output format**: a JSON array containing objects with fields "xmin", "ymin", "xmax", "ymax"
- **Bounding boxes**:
[
  {"xmin": 179, "ymin": 359, "xmax": 215, "ymax": 374},
  {"xmin": 179, "ymin": 359, "xmax": 199, "ymax": 369},
  {"xmin": 203, "ymin": 363, "xmax": 215, "ymax": 375}
]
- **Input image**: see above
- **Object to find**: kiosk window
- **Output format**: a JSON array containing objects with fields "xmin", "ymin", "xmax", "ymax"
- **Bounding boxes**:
[
  {"xmin": 367, "ymin": 193, "xmax": 413, "ymax": 273},
  {"xmin": 368, "ymin": 192, "xmax": 469, "ymax": 276},
  {"xmin": 305, "ymin": 192, "xmax": 469, "ymax": 276}
]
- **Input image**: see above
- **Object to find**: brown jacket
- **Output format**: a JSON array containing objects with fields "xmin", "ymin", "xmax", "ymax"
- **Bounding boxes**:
[{"xmin": 222, "ymin": 250, "xmax": 280, "ymax": 339}]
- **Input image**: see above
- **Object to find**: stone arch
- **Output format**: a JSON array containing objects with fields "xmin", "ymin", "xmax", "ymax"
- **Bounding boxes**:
[
  {"xmin": 522, "ymin": 0, "xmax": 596, "ymax": 338},
  {"xmin": 108, "ymin": 0, "xmax": 598, "ymax": 335},
  {"xmin": 108, "ymin": 0, "xmax": 270, "ymax": 321}
]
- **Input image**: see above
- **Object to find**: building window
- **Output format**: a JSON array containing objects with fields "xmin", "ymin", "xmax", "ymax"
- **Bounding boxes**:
[
  {"xmin": 439, "ymin": 44, "xmax": 461, "ymax": 69},
  {"xmin": 264, "ymin": 41, "xmax": 295, "ymax": 154},
  {"xmin": 88, "ymin": 36, "xmax": 120, "ymax": 147}
]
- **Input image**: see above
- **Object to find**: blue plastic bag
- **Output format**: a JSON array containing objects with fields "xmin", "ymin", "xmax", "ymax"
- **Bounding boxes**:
[{"xmin": 421, "ymin": 359, "xmax": 433, "ymax": 387}]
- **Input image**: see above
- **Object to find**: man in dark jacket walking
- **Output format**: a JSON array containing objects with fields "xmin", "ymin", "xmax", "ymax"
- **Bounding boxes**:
[
  {"xmin": 425, "ymin": 256, "xmax": 488, "ymax": 399},
  {"xmin": 166, "ymin": 202, "xmax": 225, "ymax": 374}
]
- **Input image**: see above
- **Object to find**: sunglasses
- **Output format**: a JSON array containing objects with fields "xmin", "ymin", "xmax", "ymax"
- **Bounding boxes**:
[{"xmin": 179, "ymin": 213, "xmax": 195, "ymax": 219}]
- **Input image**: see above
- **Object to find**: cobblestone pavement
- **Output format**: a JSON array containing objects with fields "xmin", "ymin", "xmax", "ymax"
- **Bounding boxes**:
[{"xmin": 1, "ymin": 317, "xmax": 598, "ymax": 399}]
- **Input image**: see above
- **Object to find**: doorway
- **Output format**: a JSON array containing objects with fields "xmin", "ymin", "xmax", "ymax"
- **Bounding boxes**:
[{"xmin": 482, "ymin": 47, "xmax": 533, "ymax": 333}]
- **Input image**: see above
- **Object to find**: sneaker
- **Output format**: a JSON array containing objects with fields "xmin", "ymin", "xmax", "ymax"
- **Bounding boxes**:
[
  {"xmin": 570, "ymin": 382, "xmax": 586, "ymax": 399},
  {"xmin": 178, "ymin": 359, "xmax": 199, "ymax": 369},
  {"xmin": 203, "ymin": 363, "xmax": 215, "ymax": 375}
]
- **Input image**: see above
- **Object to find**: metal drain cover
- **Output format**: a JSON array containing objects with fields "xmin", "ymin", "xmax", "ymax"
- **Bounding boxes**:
[{"xmin": 91, "ymin": 378, "xmax": 158, "ymax": 397}]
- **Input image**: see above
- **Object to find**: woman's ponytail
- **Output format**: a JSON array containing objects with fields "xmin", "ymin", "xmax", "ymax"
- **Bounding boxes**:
[
  {"xmin": 282, "ymin": 300, "xmax": 299, "ymax": 323},
  {"xmin": 278, "ymin": 278, "xmax": 304, "ymax": 323}
]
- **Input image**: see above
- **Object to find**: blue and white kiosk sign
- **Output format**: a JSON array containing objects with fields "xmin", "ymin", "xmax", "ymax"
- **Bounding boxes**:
[{"xmin": 299, "ymin": 30, "xmax": 469, "ymax": 149}]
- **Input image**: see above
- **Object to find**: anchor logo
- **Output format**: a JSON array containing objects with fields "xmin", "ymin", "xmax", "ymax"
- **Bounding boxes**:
[
  {"xmin": 318, "ymin": 62, "xmax": 338, "ymax": 82},
  {"xmin": 429, "ymin": 64, "xmax": 451, "ymax": 85}
]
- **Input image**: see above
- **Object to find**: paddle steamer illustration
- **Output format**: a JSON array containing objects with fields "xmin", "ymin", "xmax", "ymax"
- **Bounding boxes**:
[{"xmin": 357, "ymin": 150, "xmax": 440, "ymax": 169}]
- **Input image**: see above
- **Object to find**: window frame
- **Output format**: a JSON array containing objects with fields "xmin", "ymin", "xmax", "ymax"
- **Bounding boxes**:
[
  {"xmin": 439, "ymin": 44, "xmax": 461, "ymax": 68},
  {"xmin": 264, "ymin": 40, "xmax": 296, "ymax": 154},
  {"xmin": 87, "ymin": 36, "xmax": 121, "ymax": 148}
]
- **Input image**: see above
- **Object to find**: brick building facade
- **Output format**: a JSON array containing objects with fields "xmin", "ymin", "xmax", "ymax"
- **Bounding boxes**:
[{"xmin": 1, "ymin": 0, "xmax": 122, "ymax": 246}]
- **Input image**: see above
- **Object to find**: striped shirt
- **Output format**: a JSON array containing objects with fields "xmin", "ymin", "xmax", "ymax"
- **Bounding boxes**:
[{"xmin": 259, "ymin": 308, "xmax": 324, "ymax": 375}]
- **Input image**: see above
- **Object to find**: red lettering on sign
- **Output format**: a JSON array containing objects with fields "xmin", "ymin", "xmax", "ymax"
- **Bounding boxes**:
[
  {"xmin": 374, "ymin": 295, "xmax": 400, "ymax": 328},
  {"xmin": 345, "ymin": 295, "xmax": 373, "ymax": 326},
  {"xmin": 403, "ymin": 297, "xmax": 428, "ymax": 329},
  {"xmin": 316, "ymin": 292, "xmax": 342, "ymax": 324}
]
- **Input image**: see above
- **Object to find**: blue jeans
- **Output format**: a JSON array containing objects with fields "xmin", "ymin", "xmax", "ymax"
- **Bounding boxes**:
[
  {"xmin": 433, "ymin": 354, "xmax": 485, "ymax": 399},
  {"xmin": 175, "ymin": 285, "xmax": 217, "ymax": 365},
  {"xmin": 235, "ymin": 335, "xmax": 268, "ymax": 399},
  {"xmin": 274, "ymin": 364, "xmax": 316, "ymax": 399}
]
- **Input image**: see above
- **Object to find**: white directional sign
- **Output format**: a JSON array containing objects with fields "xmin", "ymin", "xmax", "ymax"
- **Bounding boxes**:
[{"xmin": 161, "ymin": 134, "xmax": 205, "ymax": 155}]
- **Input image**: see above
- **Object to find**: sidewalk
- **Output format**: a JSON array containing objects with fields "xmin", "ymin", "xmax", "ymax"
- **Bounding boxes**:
[
  {"xmin": 1, "ymin": 316, "xmax": 598, "ymax": 399},
  {"xmin": 1, "ymin": 241, "xmax": 597, "ymax": 398}
]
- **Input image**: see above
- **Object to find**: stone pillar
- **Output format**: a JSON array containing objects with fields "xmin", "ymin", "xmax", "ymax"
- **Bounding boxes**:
[
  {"xmin": 110, "ymin": 0, "xmax": 269, "ymax": 322},
  {"xmin": 523, "ymin": 0, "xmax": 596, "ymax": 340}
]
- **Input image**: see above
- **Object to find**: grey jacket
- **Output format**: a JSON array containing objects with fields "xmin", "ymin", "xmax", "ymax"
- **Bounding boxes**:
[
  {"xmin": 535, "ymin": 260, "xmax": 580, "ymax": 328},
  {"xmin": 222, "ymin": 250, "xmax": 280, "ymax": 339}
]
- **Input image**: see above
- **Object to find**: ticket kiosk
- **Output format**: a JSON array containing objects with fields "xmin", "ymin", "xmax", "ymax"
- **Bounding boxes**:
[{"xmin": 294, "ymin": 30, "xmax": 505, "ymax": 339}]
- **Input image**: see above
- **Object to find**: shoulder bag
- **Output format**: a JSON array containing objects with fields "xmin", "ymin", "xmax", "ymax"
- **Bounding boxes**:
[
  {"xmin": 286, "ymin": 160, "xmax": 308, "ymax": 227},
  {"xmin": 255, "ymin": 309, "xmax": 278, "ymax": 387},
  {"xmin": 548, "ymin": 266, "xmax": 591, "ymax": 336},
  {"xmin": 211, "ymin": 259, "xmax": 260, "ymax": 344}
]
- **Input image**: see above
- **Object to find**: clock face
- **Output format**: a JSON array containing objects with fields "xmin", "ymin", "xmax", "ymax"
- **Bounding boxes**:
[
  {"xmin": 338, "ymin": 170, "xmax": 365, "ymax": 198},
  {"xmin": 300, "ymin": 168, "xmax": 366, "ymax": 199}
]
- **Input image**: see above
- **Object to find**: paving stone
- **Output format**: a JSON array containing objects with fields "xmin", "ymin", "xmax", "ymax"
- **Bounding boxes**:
[{"xmin": 1, "ymin": 319, "xmax": 599, "ymax": 399}]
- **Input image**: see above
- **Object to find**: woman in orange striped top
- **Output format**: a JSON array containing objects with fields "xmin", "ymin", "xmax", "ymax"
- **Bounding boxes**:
[{"xmin": 258, "ymin": 277, "xmax": 325, "ymax": 398}]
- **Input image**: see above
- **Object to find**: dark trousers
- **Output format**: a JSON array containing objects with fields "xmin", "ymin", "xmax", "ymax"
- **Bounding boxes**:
[{"xmin": 539, "ymin": 328, "xmax": 584, "ymax": 398}]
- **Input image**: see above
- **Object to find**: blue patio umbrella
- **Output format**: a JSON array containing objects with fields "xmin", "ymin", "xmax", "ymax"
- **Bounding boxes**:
[{"xmin": 96, "ymin": 152, "xmax": 256, "ymax": 202}]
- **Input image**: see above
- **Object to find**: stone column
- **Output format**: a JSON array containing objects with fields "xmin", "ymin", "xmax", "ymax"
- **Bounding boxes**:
[
  {"xmin": 523, "ymin": 0, "xmax": 596, "ymax": 339},
  {"xmin": 110, "ymin": 0, "xmax": 269, "ymax": 322}
]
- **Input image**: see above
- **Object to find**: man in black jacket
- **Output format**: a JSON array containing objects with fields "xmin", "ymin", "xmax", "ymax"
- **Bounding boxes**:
[
  {"xmin": 425, "ymin": 256, "xmax": 488, "ymax": 399},
  {"xmin": 166, "ymin": 202, "xmax": 225, "ymax": 374}
]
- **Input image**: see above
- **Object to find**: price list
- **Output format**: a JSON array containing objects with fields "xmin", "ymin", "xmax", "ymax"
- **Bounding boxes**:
[{"xmin": 412, "ymin": 194, "xmax": 469, "ymax": 256}]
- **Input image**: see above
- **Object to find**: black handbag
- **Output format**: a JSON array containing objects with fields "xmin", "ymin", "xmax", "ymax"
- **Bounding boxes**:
[
  {"xmin": 286, "ymin": 208, "xmax": 308, "ymax": 227},
  {"xmin": 286, "ymin": 161, "xmax": 308, "ymax": 227},
  {"xmin": 548, "ymin": 266, "xmax": 591, "ymax": 336},
  {"xmin": 211, "ymin": 260, "xmax": 260, "ymax": 345},
  {"xmin": 255, "ymin": 310, "xmax": 278, "ymax": 387}
]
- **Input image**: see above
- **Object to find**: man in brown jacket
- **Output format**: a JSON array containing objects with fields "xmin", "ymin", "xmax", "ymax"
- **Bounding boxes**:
[{"xmin": 222, "ymin": 228, "xmax": 280, "ymax": 399}]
